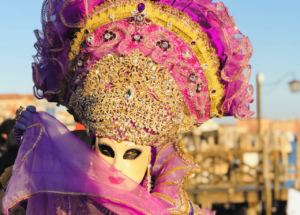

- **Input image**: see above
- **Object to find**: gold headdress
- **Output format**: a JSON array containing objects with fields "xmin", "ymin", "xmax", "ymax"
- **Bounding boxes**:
[
  {"xmin": 33, "ymin": 0, "xmax": 254, "ymax": 146},
  {"xmin": 69, "ymin": 51, "xmax": 196, "ymax": 146}
]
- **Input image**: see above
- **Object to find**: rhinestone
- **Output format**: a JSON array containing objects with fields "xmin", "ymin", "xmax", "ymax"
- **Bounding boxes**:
[
  {"xmin": 152, "ymin": 104, "xmax": 156, "ymax": 107},
  {"xmin": 77, "ymin": 60, "xmax": 83, "ymax": 67},
  {"xmin": 181, "ymin": 207, "xmax": 185, "ymax": 211},
  {"xmin": 113, "ymin": 130, "xmax": 118, "ymax": 134},
  {"xmin": 114, "ymin": 121, "xmax": 120, "ymax": 127},
  {"xmin": 136, "ymin": 15, "xmax": 143, "ymax": 22},
  {"xmin": 161, "ymin": 42, "xmax": 169, "ymax": 49},
  {"xmin": 107, "ymin": 93, "xmax": 111, "ymax": 97},
  {"xmin": 87, "ymin": 35, "xmax": 94, "ymax": 43},
  {"xmin": 190, "ymin": 75, "xmax": 196, "ymax": 82},
  {"xmin": 197, "ymin": 83, "xmax": 202, "ymax": 92},
  {"xmin": 120, "ymin": 126, "xmax": 125, "ymax": 131},
  {"xmin": 125, "ymin": 89, "xmax": 132, "ymax": 100},
  {"xmin": 119, "ymin": 103, "xmax": 123, "ymax": 107},
  {"xmin": 188, "ymin": 90, "xmax": 194, "ymax": 97},
  {"xmin": 148, "ymin": 61, "xmax": 153, "ymax": 67},
  {"xmin": 182, "ymin": 51, "xmax": 191, "ymax": 59},
  {"xmin": 169, "ymin": 78, "xmax": 173, "ymax": 82},
  {"xmin": 125, "ymin": 132, "xmax": 131, "ymax": 137},
  {"xmin": 131, "ymin": 105, "xmax": 135, "ymax": 110},
  {"xmin": 134, "ymin": 35, "xmax": 140, "ymax": 40},
  {"xmin": 139, "ymin": 97, "xmax": 143, "ymax": 101},
  {"xmin": 145, "ymin": 112, "xmax": 148, "ymax": 116},
  {"xmin": 166, "ymin": 90, "xmax": 171, "ymax": 94},
  {"xmin": 100, "ymin": 93, "xmax": 104, "ymax": 97},
  {"xmin": 138, "ymin": 109, "xmax": 141, "ymax": 113},
  {"xmin": 191, "ymin": 40, "xmax": 196, "ymax": 45},
  {"xmin": 203, "ymin": 64, "xmax": 208, "ymax": 69},
  {"xmin": 95, "ymin": 70, "xmax": 99, "ymax": 74},
  {"xmin": 146, "ymin": 100, "xmax": 150, "ymax": 104},
  {"xmin": 109, "ymin": 13, "xmax": 115, "ymax": 21},
  {"xmin": 75, "ymin": 77, "xmax": 81, "ymax": 84},
  {"xmin": 132, "ymin": 58, "xmax": 139, "ymax": 64},
  {"xmin": 166, "ymin": 22, "xmax": 172, "ymax": 28},
  {"xmin": 137, "ymin": 3, "xmax": 145, "ymax": 13},
  {"xmin": 131, "ymin": 10, "xmax": 137, "ymax": 15},
  {"xmin": 105, "ymin": 33, "xmax": 111, "ymax": 39},
  {"xmin": 116, "ymin": 112, "xmax": 120, "ymax": 116},
  {"xmin": 115, "ymin": 92, "xmax": 119, "ymax": 96},
  {"xmin": 128, "ymin": 17, "xmax": 135, "ymax": 23},
  {"xmin": 151, "ymin": 75, "xmax": 156, "ymax": 79},
  {"xmin": 130, "ymin": 127, "xmax": 136, "ymax": 132}
]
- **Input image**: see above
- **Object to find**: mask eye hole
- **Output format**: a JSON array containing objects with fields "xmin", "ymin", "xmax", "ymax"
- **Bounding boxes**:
[
  {"xmin": 98, "ymin": 143, "xmax": 115, "ymax": 158},
  {"xmin": 123, "ymin": 149, "xmax": 142, "ymax": 160}
]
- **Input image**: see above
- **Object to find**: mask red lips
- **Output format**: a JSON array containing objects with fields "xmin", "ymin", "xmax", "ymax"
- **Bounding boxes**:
[{"xmin": 108, "ymin": 176, "xmax": 125, "ymax": 184}]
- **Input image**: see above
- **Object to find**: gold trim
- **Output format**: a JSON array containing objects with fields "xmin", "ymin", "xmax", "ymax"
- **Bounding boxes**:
[
  {"xmin": 153, "ymin": 143, "xmax": 172, "ymax": 169},
  {"xmin": 154, "ymin": 166, "xmax": 189, "ymax": 185},
  {"xmin": 21, "ymin": 123, "xmax": 43, "ymax": 163},
  {"xmin": 152, "ymin": 182, "xmax": 177, "ymax": 190},
  {"xmin": 152, "ymin": 192, "xmax": 177, "ymax": 205},
  {"xmin": 156, "ymin": 153, "xmax": 176, "ymax": 176}
]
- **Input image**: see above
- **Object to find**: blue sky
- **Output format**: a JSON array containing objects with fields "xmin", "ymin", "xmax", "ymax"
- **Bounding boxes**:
[{"xmin": 0, "ymin": 0, "xmax": 299, "ymax": 124}]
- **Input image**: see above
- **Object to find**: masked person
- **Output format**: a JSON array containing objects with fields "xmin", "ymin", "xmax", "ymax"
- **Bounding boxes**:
[{"xmin": 2, "ymin": 0, "xmax": 254, "ymax": 214}]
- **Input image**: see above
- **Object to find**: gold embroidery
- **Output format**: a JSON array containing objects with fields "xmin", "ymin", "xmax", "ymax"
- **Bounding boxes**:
[
  {"xmin": 153, "ymin": 143, "xmax": 172, "ymax": 169},
  {"xmin": 156, "ymin": 153, "xmax": 176, "ymax": 177},
  {"xmin": 21, "ymin": 123, "xmax": 43, "ymax": 163},
  {"xmin": 152, "ymin": 192, "xmax": 177, "ymax": 205},
  {"xmin": 152, "ymin": 182, "xmax": 177, "ymax": 190},
  {"xmin": 68, "ymin": 51, "xmax": 196, "ymax": 146},
  {"xmin": 154, "ymin": 167, "xmax": 189, "ymax": 186}
]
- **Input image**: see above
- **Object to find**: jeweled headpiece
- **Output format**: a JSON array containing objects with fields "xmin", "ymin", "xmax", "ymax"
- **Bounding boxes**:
[{"xmin": 32, "ymin": 0, "xmax": 254, "ymax": 146}]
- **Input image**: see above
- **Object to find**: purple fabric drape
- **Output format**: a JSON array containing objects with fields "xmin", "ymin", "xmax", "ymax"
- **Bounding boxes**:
[{"xmin": 2, "ymin": 112, "xmax": 170, "ymax": 215}]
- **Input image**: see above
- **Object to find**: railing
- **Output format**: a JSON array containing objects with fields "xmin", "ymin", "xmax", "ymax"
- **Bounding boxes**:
[{"xmin": 183, "ymin": 130, "xmax": 300, "ymax": 214}]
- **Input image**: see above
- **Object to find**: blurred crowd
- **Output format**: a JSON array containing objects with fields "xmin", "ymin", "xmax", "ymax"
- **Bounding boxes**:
[{"xmin": 0, "ymin": 119, "xmax": 25, "ymax": 215}]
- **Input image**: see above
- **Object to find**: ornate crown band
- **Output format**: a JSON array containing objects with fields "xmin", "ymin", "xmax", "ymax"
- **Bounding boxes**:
[
  {"xmin": 63, "ymin": 0, "xmax": 225, "ymax": 120},
  {"xmin": 68, "ymin": 51, "xmax": 196, "ymax": 146}
]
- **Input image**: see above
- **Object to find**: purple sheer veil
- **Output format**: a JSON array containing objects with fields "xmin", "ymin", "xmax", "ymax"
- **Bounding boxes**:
[{"xmin": 2, "ymin": 112, "xmax": 170, "ymax": 215}]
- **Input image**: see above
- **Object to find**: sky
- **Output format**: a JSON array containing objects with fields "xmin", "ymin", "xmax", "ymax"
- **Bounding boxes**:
[{"xmin": 0, "ymin": 0, "xmax": 299, "ymax": 124}]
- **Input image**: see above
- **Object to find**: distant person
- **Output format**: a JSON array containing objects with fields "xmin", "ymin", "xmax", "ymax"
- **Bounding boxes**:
[
  {"xmin": 0, "ymin": 119, "xmax": 15, "ymax": 157},
  {"xmin": 0, "ymin": 130, "xmax": 19, "ymax": 182}
]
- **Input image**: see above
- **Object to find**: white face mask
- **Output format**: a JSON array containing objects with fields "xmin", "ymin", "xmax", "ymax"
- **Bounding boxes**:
[{"xmin": 95, "ymin": 137, "xmax": 151, "ymax": 184}]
